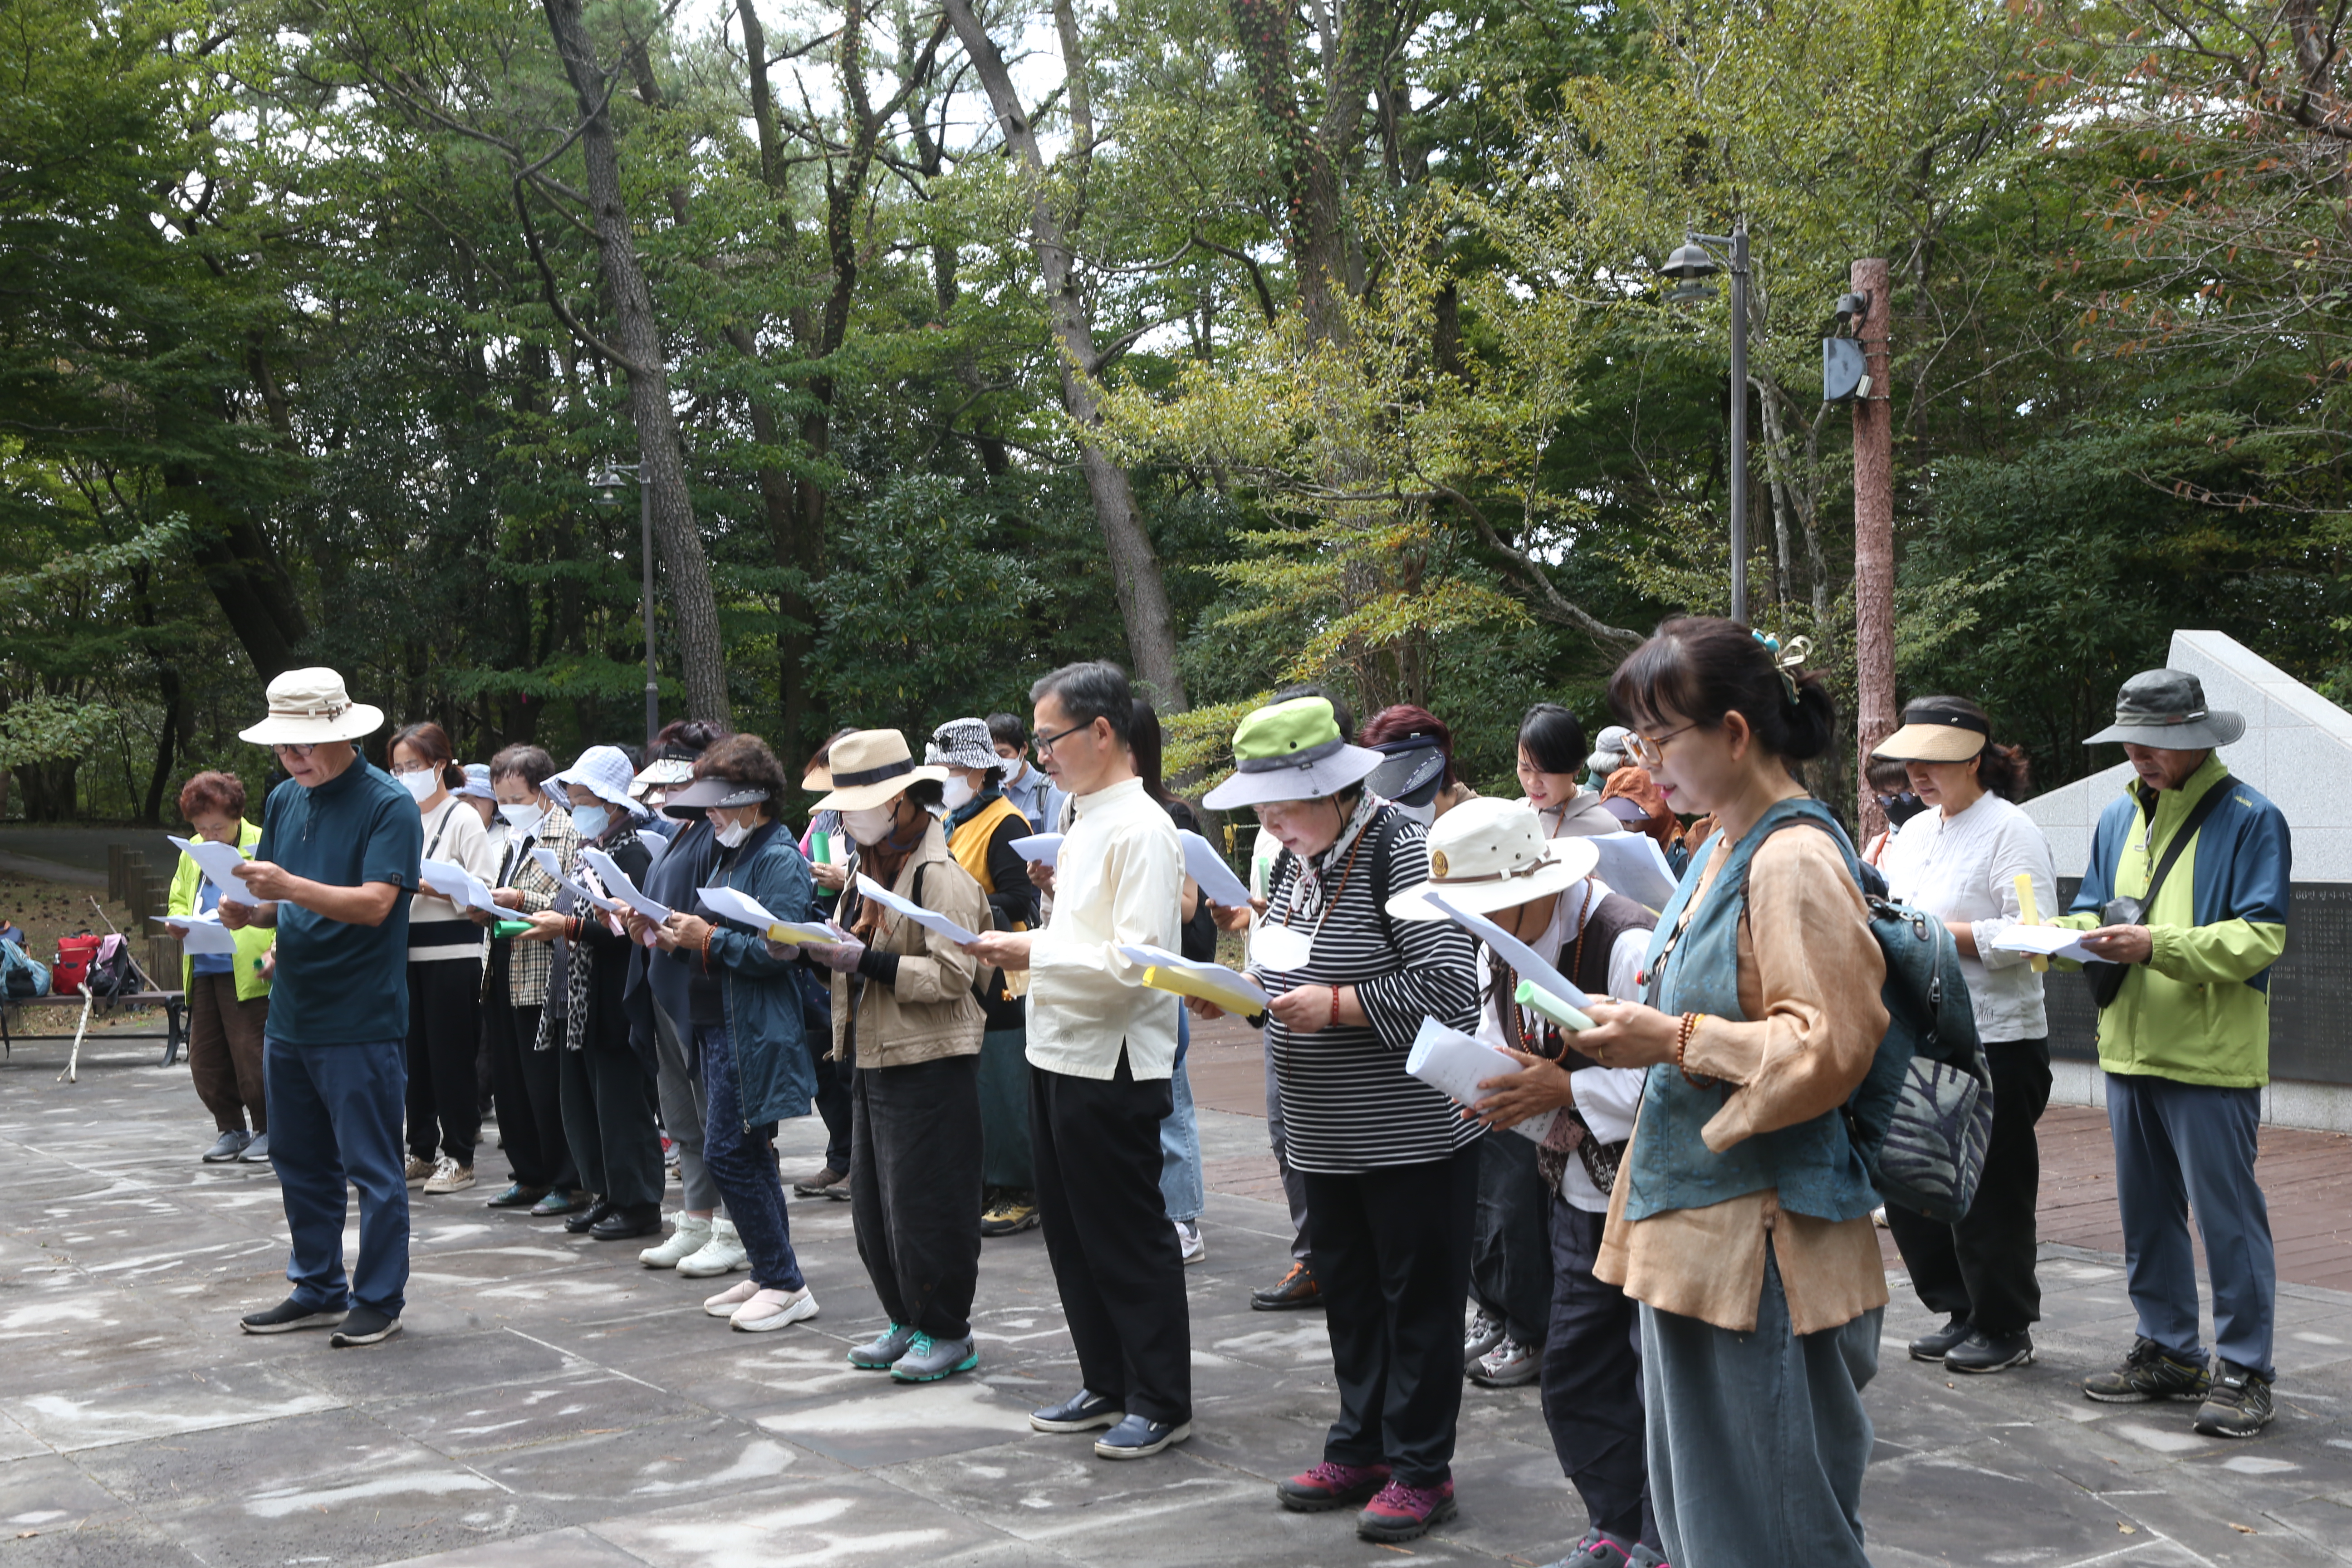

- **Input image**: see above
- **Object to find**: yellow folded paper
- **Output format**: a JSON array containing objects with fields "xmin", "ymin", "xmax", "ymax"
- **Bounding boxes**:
[
  {"xmin": 764, "ymin": 921, "xmax": 836, "ymax": 946},
  {"xmin": 2012, "ymin": 872, "xmax": 2048, "ymax": 972},
  {"xmin": 1141, "ymin": 965, "xmax": 1264, "ymax": 1015}
]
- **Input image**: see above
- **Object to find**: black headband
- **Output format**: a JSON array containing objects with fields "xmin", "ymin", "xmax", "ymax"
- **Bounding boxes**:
[
  {"xmin": 831, "ymin": 757, "xmax": 915, "ymax": 788},
  {"xmin": 1901, "ymin": 706, "xmax": 1991, "ymax": 736}
]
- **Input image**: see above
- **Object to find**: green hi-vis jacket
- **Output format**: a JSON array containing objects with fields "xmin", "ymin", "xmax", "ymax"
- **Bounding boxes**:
[
  {"xmin": 167, "ymin": 819, "xmax": 276, "ymax": 1002},
  {"xmin": 2055, "ymin": 753, "xmax": 2290, "ymax": 1088}
]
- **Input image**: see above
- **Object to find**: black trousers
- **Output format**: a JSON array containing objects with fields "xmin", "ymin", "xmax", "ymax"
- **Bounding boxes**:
[
  {"xmin": 484, "ymin": 1001, "xmax": 573, "ymax": 1192},
  {"xmin": 557, "ymin": 1033, "xmax": 665, "ymax": 1210},
  {"xmin": 852, "ymin": 1054, "xmax": 985, "ymax": 1339},
  {"xmin": 812, "ymin": 1028, "xmax": 852, "ymax": 1173},
  {"xmin": 1470, "ymin": 1131, "xmax": 1553, "ymax": 1345},
  {"xmin": 1304, "ymin": 1146, "xmax": 1478, "ymax": 1487},
  {"xmin": 1031, "ymin": 1051, "xmax": 1191, "ymax": 1425},
  {"xmin": 1887, "ymin": 1036, "xmax": 2053, "ymax": 1335},
  {"xmin": 405, "ymin": 958, "xmax": 482, "ymax": 1166},
  {"xmin": 1542, "ymin": 1194, "xmax": 1655, "ymax": 1548}
]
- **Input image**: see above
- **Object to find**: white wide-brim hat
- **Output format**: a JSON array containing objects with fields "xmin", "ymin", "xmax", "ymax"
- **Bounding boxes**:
[
  {"xmin": 1387, "ymin": 796, "xmax": 1599, "ymax": 920},
  {"xmin": 238, "ymin": 668, "xmax": 385, "ymax": 746},
  {"xmin": 811, "ymin": 730, "xmax": 947, "ymax": 813},
  {"xmin": 545, "ymin": 745, "xmax": 652, "ymax": 818}
]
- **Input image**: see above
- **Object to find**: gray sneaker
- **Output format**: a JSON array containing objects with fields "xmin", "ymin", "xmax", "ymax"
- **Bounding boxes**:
[
  {"xmin": 202, "ymin": 1130, "xmax": 251, "ymax": 1163},
  {"xmin": 238, "ymin": 1132, "xmax": 271, "ymax": 1164},
  {"xmin": 890, "ymin": 1331, "xmax": 977, "ymax": 1383},
  {"xmin": 848, "ymin": 1322, "xmax": 918, "ymax": 1371}
]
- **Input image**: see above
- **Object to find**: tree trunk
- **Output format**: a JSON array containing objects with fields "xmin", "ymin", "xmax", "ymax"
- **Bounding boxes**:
[
  {"xmin": 941, "ymin": 0, "xmax": 1189, "ymax": 709},
  {"xmin": 1851, "ymin": 259, "xmax": 1896, "ymax": 845},
  {"xmin": 540, "ymin": 0, "xmax": 730, "ymax": 724}
]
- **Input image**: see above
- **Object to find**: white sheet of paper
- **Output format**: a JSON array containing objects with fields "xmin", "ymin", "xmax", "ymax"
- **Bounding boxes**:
[
  {"xmin": 696, "ymin": 884, "xmax": 838, "ymax": 945},
  {"xmin": 1009, "ymin": 833, "xmax": 1063, "ymax": 867},
  {"xmin": 154, "ymin": 913, "xmax": 239, "ymax": 955},
  {"xmin": 420, "ymin": 857, "xmax": 500, "ymax": 915},
  {"xmin": 1427, "ymin": 891, "xmax": 1594, "ymax": 1010},
  {"xmin": 1990, "ymin": 925, "xmax": 2113, "ymax": 966},
  {"xmin": 582, "ymin": 849, "xmax": 671, "ymax": 922},
  {"xmin": 531, "ymin": 846, "xmax": 624, "ymax": 914},
  {"xmin": 1406, "ymin": 1017, "xmax": 1557, "ymax": 1143},
  {"xmin": 1588, "ymin": 832, "xmax": 1680, "ymax": 911},
  {"xmin": 1250, "ymin": 919, "xmax": 1314, "ymax": 972},
  {"xmin": 167, "ymin": 834, "xmax": 258, "ymax": 905},
  {"xmin": 1178, "ymin": 830, "xmax": 1252, "ymax": 908},
  {"xmin": 855, "ymin": 873, "xmax": 982, "ymax": 946},
  {"xmin": 1117, "ymin": 943, "xmax": 1270, "ymax": 1012}
]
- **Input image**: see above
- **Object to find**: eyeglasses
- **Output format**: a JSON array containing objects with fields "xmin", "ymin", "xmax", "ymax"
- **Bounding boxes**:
[
  {"xmin": 1627, "ymin": 725, "xmax": 1697, "ymax": 769},
  {"xmin": 271, "ymin": 742, "xmax": 317, "ymax": 760},
  {"xmin": 388, "ymin": 761, "xmax": 432, "ymax": 775},
  {"xmin": 1034, "ymin": 719, "xmax": 1094, "ymax": 758}
]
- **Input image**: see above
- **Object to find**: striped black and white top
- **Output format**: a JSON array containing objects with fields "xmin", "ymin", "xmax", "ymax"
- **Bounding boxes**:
[{"xmin": 1263, "ymin": 810, "xmax": 1482, "ymax": 1175}]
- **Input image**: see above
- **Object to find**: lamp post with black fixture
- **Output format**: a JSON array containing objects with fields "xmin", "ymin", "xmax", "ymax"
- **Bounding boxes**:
[
  {"xmin": 1658, "ymin": 222, "xmax": 1752, "ymax": 625},
  {"xmin": 589, "ymin": 461, "xmax": 660, "ymax": 755}
]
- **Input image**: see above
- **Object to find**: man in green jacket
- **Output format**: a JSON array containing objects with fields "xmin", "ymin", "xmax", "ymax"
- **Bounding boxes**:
[{"xmin": 2056, "ymin": 669, "xmax": 2290, "ymax": 1437}]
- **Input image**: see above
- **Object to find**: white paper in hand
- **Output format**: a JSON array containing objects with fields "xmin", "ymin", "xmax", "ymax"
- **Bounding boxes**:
[
  {"xmin": 1009, "ymin": 834, "xmax": 1064, "ymax": 867},
  {"xmin": 1588, "ymin": 832, "xmax": 1681, "ymax": 911},
  {"xmin": 1426, "ymin": 891, "xmax": 1593, "ymax": 1010},
  {"xmin": 1405, "ymin": 1017, "xmax": 1557, "ymax": 1143},
  {"xmin": 155, "ymin": 913, "xmax": 239, "ymax": 955},
  {"xmin": 855, "ymin": 873, "xmax": 981, "ymax": 946},
  {"xmin": 1178, "ymin": 830, "xmax": 1251, "ymax": 908},
  {"xmin": 581, "ymin": 849, "xmax": 671, "ymax": 922},
  {"xmin": 168, "ymin": 835, "xmax": 258, "ymax": 905},
  {"xmin": 420, "ymin": 858, "xmax": 500, "ymax": 915},
  {"xmin": 1990, "ymin": 925, "xmax": 2113, "ymax": 966},
  {"xmin": 697, "ymin": 884, "xmax": 836, "ymax": 945},
  {"xmin": 531, "ymin": 846, "xmax": 623, "ymax": 914}
]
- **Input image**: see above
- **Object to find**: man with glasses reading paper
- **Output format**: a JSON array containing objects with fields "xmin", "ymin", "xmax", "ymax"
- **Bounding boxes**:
[{"xmin": 220, "ymin": 669, "xmax": 422, "ymax": 1349}]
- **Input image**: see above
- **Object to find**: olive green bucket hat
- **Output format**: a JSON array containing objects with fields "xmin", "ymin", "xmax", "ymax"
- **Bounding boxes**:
[{"xmin": 1200, "ymin": 696, "xmax": 1386, "ymax": 810}]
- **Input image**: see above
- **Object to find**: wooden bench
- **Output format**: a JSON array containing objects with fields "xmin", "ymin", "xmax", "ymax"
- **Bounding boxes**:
[{"xmin": 0, "ymin": 990, "xmax": 186, "ymax": 1066}]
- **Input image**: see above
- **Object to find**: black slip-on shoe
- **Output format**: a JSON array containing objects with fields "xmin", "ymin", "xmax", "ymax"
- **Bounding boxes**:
[
  {"xmin": 1030, "ymin": 1388, "xmax": 1124, "ymax": 1434},
  {"xmin": 564, "ymin": 1198, "xmax": 614, "ymax": 1235},
  {"xmin": 329, "ymin": 1306, "xmax": 402, "ymax": 1348},
  {"xmin": 240, "ymin": 1298, "xmax": 346, "ymax": 1335},
  {"xmin": 1947, "ymin": 1329, "xmax": 2036, "ymax": 1374},
  {"xmin": 1907, "ymin": 1313, "xmax": 1973, "ymax": 1362},
  {"xmin": 589, "ymin": 1202, "xmax": 663, "ymax": 1241}
]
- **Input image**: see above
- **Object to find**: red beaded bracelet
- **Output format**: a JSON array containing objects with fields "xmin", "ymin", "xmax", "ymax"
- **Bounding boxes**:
[
  {"xmin": 1676, "ymin": 1012, "xmax": 1717, "ymax": 1088},
  {"xmin": 1328, "ymin": 985, "xmax": 1341, "ymax": 1029}
]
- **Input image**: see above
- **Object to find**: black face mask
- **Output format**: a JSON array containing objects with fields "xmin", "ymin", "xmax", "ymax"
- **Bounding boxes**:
[{"xmin": 1877, "ymin": 791, "xmax": 1927, "ymax": 827}]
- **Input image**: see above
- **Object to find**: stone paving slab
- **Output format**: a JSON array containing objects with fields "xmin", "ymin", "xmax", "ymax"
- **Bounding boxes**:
[{"xmin": 2, "ymin": 1038, "xmax": 2348, "ymax": 1566}]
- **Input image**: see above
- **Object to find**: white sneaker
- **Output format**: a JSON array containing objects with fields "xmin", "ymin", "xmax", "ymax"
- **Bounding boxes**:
[
  {"xmin": 1470, "ymin": 1335, "xmax": 1541, "ymax": 1387},
  {"xmin": 639, "ymin": 1213, "xmax": 713, "ymax": 1269},
  {"xmin": 1174, "ymin": 1219, "xmax": 1205, "ymax": 1265},
  {"xmin": 730, "ymin": 1286, "xmax": 819, "ymax": 1333},
  {"xmin": 676, "ymin": 1218, "xmax": 749, "ymax": 1278},
  {"xmin": 422, "ymin": 1156, "xmax": 475, "ymax": 1195},
  {"xmin": 1465, "ymin": 1307, "xmax": 1507, "ymax": 1361},
  {"xmin": 702, "ymin": 1279, "xmax": 759, "ymax": 1318}
]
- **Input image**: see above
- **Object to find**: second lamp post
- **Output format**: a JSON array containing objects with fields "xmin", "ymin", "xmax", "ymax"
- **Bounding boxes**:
[{"xmin": 1660, "ymin": 222, "xmax": 1751, "ymax": 625}]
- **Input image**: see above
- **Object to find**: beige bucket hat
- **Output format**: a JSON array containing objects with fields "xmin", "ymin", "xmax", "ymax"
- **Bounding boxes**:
[
  {"xmin": 238, "ymin": 668, "xmax": 385, "ymax": 746},
  {"xmin": 809, "ymin": 730, "xmax": 947, "ymax": 812},
  {"xmin": 1387, "ymin": 796, "xmax": 1599, "ymax": 921}
]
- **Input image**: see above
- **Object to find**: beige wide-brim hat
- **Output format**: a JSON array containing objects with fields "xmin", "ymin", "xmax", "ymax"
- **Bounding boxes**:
[
  {"xmin": 1388, "ymin": 796, "xmax": 1600, "ymax": 920},
  {"xmin": 1872, "ymin": 700, "xmax": 1992, "ymax": 764},
  {"xmin": 238, "ymin": 667, "xmax": 385, "ymax": 746},
  {"xmin": 810, "ymin": 730, "xmax": 946, "ymax": 813}
]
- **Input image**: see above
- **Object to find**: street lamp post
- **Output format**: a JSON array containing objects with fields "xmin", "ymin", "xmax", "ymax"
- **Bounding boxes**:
[
  {"xmin": 589, "ymin": 461, "xmax": 660, "ymax": 754},
  {"xmin": 1659, "ymin": 222, "xmax": 1752, "ymax": 625}
]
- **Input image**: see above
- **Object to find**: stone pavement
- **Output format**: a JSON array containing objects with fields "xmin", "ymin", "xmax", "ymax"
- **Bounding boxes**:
[{"xmin": 2, "ymin": 1030, "xmax": 2349, "ymax": 1568}]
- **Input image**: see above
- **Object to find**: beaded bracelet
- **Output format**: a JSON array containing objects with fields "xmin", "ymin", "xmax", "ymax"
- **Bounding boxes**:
[{"xmin": 1675, "ymin": 1011, "xmax": 1717, "ymax": 1088}]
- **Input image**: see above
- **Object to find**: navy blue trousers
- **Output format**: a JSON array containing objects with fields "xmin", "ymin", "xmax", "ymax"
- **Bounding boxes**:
[{"xmin": 265, "ymin": 1034, "xmax": 411, "ymax": 1317}]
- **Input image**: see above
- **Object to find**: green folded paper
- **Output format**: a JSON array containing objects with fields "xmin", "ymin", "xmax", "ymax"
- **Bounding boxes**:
[{"xmin": 1514, "ymin": 978, "xmax": 1593, "ymax": 1033}]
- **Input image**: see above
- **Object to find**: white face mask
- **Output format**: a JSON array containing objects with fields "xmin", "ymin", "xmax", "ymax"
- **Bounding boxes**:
[
  {"xmin": 713, "ymin": 818, "xmax": 751, "ymax": 849},
  {"xmin": 498, "ymin": 803, "xmax": 544, "ymax": 835},
  {"xmin": 397, "ymin": 769, "xmax": 439, "ymax": 804},
  {"xmin": 841, "ymin": 805, "xmax": 896, "ymax": 846},
  {"xmin": 570, "ymin": 803, "xmax": 609, "ymax": 839},
  {"xmin": 942, "ymin": 776, "xmax": 976, "ymax": 812}
]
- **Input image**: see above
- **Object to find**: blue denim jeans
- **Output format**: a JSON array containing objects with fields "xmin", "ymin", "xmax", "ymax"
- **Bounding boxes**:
[
  {"xmin": 265, "ymin": 1034, "xmax": 411, "ymax": 1317},
  {"xmin": 696, "ymin": 1022, "xmax": 804, "ymax": 1291},
  {"xmin": 1158, "ymin": 1011, "xmax": 1204, "ymax": 1223}
]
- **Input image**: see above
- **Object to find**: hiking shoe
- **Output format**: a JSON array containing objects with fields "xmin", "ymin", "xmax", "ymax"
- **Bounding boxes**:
[
  {"xmin": 1464, "ymin": 1308, "xmax": 1507, "ymax": 1361},
  {"xmin": 422, "ymin": 1157, "xmax": 475, "ymax": 1195},
  {"xmin": 676, "ymin": 1218, "xmax": 749, "ymax": 1277},
  {"xmin": 703, "ymin": 1279, "xmax": 759, "ymax": 1318},
  {"xmin": 791, "ymin": 1165, "xmax": 850, "ymax": 1200},
  {"xmin": 486, "ymin": 1182, "xmax": 548, "ymax": 1210},
  {"xmin": 1908, "ymin": 1313, "xmax": 1973, "ymax": 1362},
  {"xmin": 2194, "ymin": 1359, "xmax": 2276, "ymax": 1437},
  {"xmin": 1357, "ymin": 1478, "xmax": 1456, "ymax": 1543},
  {"xmin": 530, "ymin": 1187, "xmax": 591, "ymax": 1217},
  {"xmin": 1947, "ymin": 1329, "xmax": 2036, "ymax": 1375},
  {"xmin": 638, "ymin": 1214, "xmax": 712, "ymax": 1269},
  {"xmin": 1545, "ymin": 1528, "xmax": 1642, "ymax": 1568},
  {"xmin": 1251, "ymin": 1260, "xmax": 1320, "ymax": 1311},
  {"xmin": 980, "ymin": 1191, "xmax": 1041, "ymax": 1236},
  {"xmin": 2085, "ymin": 1336, "xmax": 2211, "ymax": 1403},
  {"xmin": 237, "ymin": 1132, "xmax": 271, "ymax": 1164},
  {"xmin": 1030, "ymin": 1388, "xmax": 1123, "ymax": 1433},
  {"xmin": 891, "ymin": 1331, "xmax": 977, "ymax": 1382},
  {"xmin": 1276, "ymin": 1460, "xmax": 1391, "ymax": 1512},
  {"xmin": 1174, "ymin": 1219, "xmax": 1205, "ymax": 1265},
  {"xmin": 202, "ymin": 1130, "xmax": 251, "ymax": 1163},
  {"xmin": 1470, "ymin": 1336, "xmax": 1539, "ymax": 1387},
  {"xmin": 1094, "ymin": 1414, "xmax": 1190, "ymax": 1459},
  {"xmin": 730, "ymin": 1286, "xmax": 820, "ymax": 1333},
  {"xmin": 329, "ymin": 1306, "xmax": 402, "ymax": 1348},
  {"xmin": 240, "ymin": 1297, "xmax": 346, "ymax": 1335},
  {"xmin": 403, "ymin": 1156, "xmax": 435, "ymax": 1185},
  {"xmin": 849, "ymin": 1322, "xmax": 919, "ymax": 1370}
]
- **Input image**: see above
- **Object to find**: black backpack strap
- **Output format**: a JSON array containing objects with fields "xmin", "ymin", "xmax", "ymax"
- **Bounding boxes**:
[
  {"xmin": 2141, "ymin": 776, "xmax": 2232, "ymax": 911},
  {"xmin": 1367, "ymin": 806, "xmax": 1404, "ymax": 959}
]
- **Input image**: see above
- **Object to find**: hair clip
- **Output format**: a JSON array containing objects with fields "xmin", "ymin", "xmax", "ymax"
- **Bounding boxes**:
[{"xmin": 1752, "ymin": 631, "xmax": 1813, "ymax": 705}]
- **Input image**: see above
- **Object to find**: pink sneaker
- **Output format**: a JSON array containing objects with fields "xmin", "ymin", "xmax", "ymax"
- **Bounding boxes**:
[
  {"xmin": 729, "ymin": 1286, "xmax": 820, "ymax": 1333},
  {"xmin": 1357, "ymin": 1477, "xmax": 1457, "ymax": 1543},
  {"xmin": 1276, "ymin": 1460, "xmax": 1391, "ymax": 1512},
  {"xmin": 702, "ymin": 1279, "xmax": 758, "ymax": 1318}
]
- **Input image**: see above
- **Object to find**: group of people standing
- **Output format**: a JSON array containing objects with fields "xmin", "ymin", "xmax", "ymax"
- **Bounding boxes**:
[{"xmin": 181, "ymin": 613, "xmax": 2291, "ymax": 1568}]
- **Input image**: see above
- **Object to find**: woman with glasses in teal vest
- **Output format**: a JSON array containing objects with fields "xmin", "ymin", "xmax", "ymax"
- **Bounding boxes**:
[{"xmin": 1573, "ymin": 617, "xmax": 1891, "ymax": 1568}]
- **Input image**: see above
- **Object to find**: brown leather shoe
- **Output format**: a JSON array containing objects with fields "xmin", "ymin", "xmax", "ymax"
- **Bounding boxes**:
[
  {"xmin": 791, "ymin": 1166, "xmax": 850, "ymax": 1201},
  {"xmin": 1251, "ymin": 1260, "xmax": 1321, "ymax": 1312}
]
